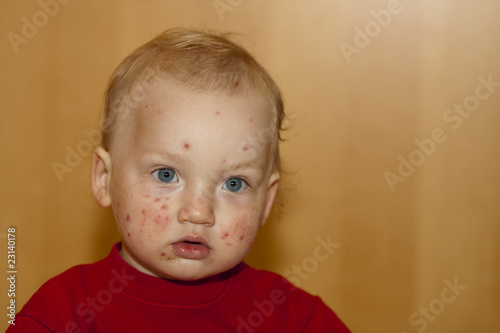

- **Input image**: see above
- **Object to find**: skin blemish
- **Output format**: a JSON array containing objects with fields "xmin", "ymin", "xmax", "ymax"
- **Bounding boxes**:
[
  {"xmin": 242, "ymin": 146, "xmax": 248, "ymax": 152},
  {"xmin": 226, "ymin": 242, "xmax": 232, "ymax": 246},
  {"xmin": 126, "ymin": 214, "xmax": 130, "ymax": 222},
  {"xmin": 142, "ymin": 209, "xmax": 146, "ymax": 215},
  {"xmin": 240, "ymin": 235, "xmax": 244, "ymax": 240},
  {"xmin": 249, "ymin": 118, "xmax": 253, "ymax": 123},
  {"xmin": 127, "ymin": 232, "xmax": 131, "ymax": 237},
  {"xmin": 215, "ymin": 111, "xmax": 220, "ymax": 115},
  {"xmin": 145, "ymin": 194, "xmax": 150, "ymax": 198},
  {"xmin": 154, "ymin": 213, "xmax": 168, "ymax": 225},
  {"xmin": 183, "ymin": 142, "xmax": 190, "ymax": 149},
  {"xmin": 221, "ymin": 232, "xmax": 229, "ymax": 240},
  {"xmin": 154, "ymin": 197, "xmax": 161, "ymax": 202},
  {"xmin": 160, "ymin": 252, "xmax": 166, "ymax": 256},
  {"xmin": 161, "ymin": 205, "xmax": 168, "ymax": 210}
]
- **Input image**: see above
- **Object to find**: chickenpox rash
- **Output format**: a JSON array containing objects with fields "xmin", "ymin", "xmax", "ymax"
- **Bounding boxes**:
[{"xmin": 161, "ymin": 253, "xmax": 173, "ymax": 260}]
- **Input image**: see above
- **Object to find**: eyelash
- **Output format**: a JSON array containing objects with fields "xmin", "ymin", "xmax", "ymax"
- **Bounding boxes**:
[
  {"xmin": 151, "ymin": 167, "xmax": 251, "ymax": 192},
  {"xmin": 151, "ymin": 167, "xmax": 179, "ymax": 184}
]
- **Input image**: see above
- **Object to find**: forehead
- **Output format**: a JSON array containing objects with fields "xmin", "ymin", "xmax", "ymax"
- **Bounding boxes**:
[{"xmin": 114, "ymin": 80, "xmax": 275, "ymax": 164}]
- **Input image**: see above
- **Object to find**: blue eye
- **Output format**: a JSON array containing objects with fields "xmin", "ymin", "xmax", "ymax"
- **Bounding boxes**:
[
  {"xmin": 223, "ymin": 178, "xmax": 247, "ymax": 193},
  {"xmin": 153, "ymin": 168, "xmax": 178, "ymax": 183}
]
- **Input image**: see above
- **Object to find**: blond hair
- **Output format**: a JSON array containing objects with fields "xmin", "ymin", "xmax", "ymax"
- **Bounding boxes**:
[{"xmin": 101, "ymin": 28, "xmax": 285, "ymax": 169}]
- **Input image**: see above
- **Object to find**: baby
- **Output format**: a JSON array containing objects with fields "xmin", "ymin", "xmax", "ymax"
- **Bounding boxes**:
[{"xmin": 9, "ymin": 28, "xmax": 349, "ymax": 332}]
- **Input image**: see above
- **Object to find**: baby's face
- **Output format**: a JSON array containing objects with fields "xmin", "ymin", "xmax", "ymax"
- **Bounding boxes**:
[{"xmin": 97, "ymin": 80, "xmax": 279, "ymax": 280}]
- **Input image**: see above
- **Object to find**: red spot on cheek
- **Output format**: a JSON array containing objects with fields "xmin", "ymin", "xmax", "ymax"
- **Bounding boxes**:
[
  {"xmin": 145, "ymin": 194, "xmax": 150, "ymax": 198},
  {"xmin": 249, "ymin": 118, "xmax": 253, "ymax": 123},
  {"xmin": 215, "ymin": 111, "xmax": 220, "ymax": 115},
  {"xmin": 154, "ymin": 198, "xmax": 161, "ymax": 202},
  {"xmin": 142, "ymin": 209, "xmax": 146, "ymax": 215},
  {"xmin": 161, "ymin": 205, "xmax": 168, "ymax": 210},
  {"xmin": 221, "ymin": 232, "xmax": 229, "ymax": 240},
  {"xmin": 242, "ymin": 146, "xmax": 248, "ymax": 151},
  {"xmin": 127, "ymin": 232, "xmax": 131, "ymax": 237},
  {"xmin": 240, "ymin": 235, "xmax": 244, "ymax": 240},
  {"xmin": 183, "ymin": 142, "xmax": 190, "ymax": 149},
  {"xmin": 161, "ymin": 252, "xmax": 166, "ymax": 256},
  {"xmin": 126, "ymin": 214, "xmax": 130, "ymax": 222}
]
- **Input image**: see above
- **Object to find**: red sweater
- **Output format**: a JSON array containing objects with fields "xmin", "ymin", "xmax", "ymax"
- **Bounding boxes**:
[{"xmin": 8, "ymin": 243, "xmax": 349, "ymax": 332}]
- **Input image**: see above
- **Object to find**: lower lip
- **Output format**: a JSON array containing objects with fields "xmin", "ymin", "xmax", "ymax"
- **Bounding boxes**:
[{"xmin": 172, "ymin": 242, "xmax": 210, "ymax": 259}]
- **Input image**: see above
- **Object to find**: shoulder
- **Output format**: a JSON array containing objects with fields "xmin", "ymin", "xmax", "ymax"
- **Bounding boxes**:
[
  {"xmin": 23, "ymin": 261, "xmax": 101, "ymax": 309},
  {"xmin": 236, "ymin": 263, "xmax": 316, "ymax": 302},
  {"xmin": 233, "ymin": 263, "xmax": 350, "ymax": 332},
  {"xmin": 12, "ymin": 259, "xmax": 106, "ymax": 331}
]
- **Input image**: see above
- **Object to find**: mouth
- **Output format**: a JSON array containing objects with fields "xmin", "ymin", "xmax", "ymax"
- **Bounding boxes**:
[{"xmin": 172, "ymin": 236, "xmax": 211, "ymax": 259}]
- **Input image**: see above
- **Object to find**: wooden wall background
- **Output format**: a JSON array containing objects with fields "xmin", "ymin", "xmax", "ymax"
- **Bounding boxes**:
[{"xmin": 1, "ymin": 1, "xmax": 499, "ymax": 332}]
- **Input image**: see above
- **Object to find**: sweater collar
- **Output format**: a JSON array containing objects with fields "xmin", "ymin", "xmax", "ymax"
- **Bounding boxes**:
[{"xmin": 96, "ymin": 242, "xmax": 244, "ymax": 307}]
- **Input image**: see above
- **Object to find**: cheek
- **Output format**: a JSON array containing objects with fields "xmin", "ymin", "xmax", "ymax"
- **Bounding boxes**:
[
  {"xmin": 221, "ymin": 211, "xmax": 260, "ymax": 246},
  {"xmin": 139, "ymin": 203, "xmax": 172, "ymax": 228},
  {"xmin": 119, "ymin": 196, "xmax": 173, "ymax": 239}
]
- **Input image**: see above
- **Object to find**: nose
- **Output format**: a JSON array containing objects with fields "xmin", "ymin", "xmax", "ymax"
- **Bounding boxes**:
[{"xmin": 177, "ymin": 188, "xmax": 215, "ymax": 227}]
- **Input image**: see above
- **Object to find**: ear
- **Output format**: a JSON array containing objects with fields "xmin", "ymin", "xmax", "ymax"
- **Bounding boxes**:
[
  {"xmin": 91, "ymin": 146, "xmax": 112, "ymax": 207},
  {"xmin": 260, "ymin": 171, "xmax": 280, "ymax": 227}
]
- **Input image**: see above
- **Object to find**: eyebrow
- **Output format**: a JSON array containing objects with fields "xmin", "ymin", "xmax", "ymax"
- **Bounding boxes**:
[
  {"xmin": 140, "ymin": 149, "xmax": 267, "ymax": 171},
  {"xmin": 140, "ymin": 150, "xmax": 188, "ymax": 163}
]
